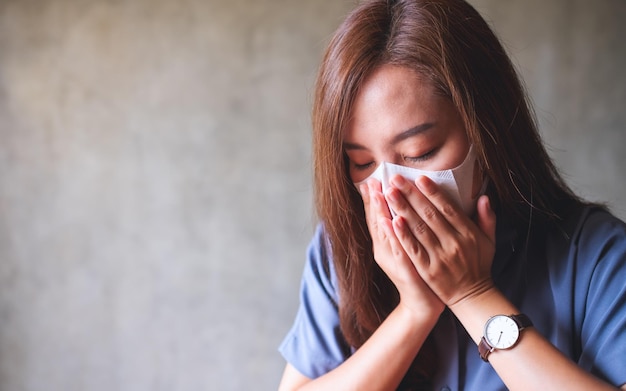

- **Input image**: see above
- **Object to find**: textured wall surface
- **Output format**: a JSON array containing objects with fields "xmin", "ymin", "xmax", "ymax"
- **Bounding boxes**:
[
  {"xmin": 0, "ymin": 1, "xmax": 624, "ymax": 390},
  {"xmin": 472, "ymin": 0, "xmax": 626, "ymax": 217}
]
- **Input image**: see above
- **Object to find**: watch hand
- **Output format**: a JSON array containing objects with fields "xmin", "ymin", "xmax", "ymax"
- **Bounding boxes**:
[{"xmin": 497, "ymin": 331, "xmax": 503, "ymax": 344}]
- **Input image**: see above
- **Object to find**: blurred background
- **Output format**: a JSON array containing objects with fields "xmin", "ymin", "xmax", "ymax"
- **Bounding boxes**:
[{"xmin": 0, "ymin": 0, "xmax": 624, "ymax": 390}]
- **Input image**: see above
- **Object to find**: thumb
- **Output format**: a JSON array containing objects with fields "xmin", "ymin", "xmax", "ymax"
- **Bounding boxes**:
[{"xmin": 476, "ymin": 195, "xmax": 496, "ymax": 243}]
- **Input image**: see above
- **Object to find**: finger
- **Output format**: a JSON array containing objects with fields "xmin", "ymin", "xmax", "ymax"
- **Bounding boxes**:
[
  {"xmin": 362, "ymin": 182, "xmax": 383, "ymax": 245},
  {"xmin": 379, "ymin": 216, "xmax": 406, "ymax": 260},
  {"xmin": 363, "ymin": 179, "xmax": 390, "ymax": 243},
  {"xmin": 359, "ymin": 182, "xmax": 377, "ymax": 237},
  {"xmin": 360, "ymin": 182, "xmax": 375, "ymax": 229},
  {"xmin": 414, "ymin": 175, "xmax": 468, "ymax": 234},
  {"xmin": 392, "ymin": 214, "xmax": 429, "ymax": 269},
  {"xmin": 359, "ymin": 182, "xmax": 370, "ymax": 205},
  {"xmin": 385, "ymin": 175, "xmax": 443, "ymax": 249},
  {"xmin": 476, "ymin": 195, "xmax": 496, "ymax": 244},
  {"xmin": 368, "ymin": 179, "xmax": 392, "ymax": 221}
]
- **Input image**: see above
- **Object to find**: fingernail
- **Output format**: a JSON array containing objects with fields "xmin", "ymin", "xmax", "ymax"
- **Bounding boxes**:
[
  {"xmin": 389, "ymin": 174, "xmax": 405, "ymax": 188},
  {"xmin": 393, "ymin": 214, "xmax": 404, "ymax": 229},
  {"xmin": 367, "ymin": 178, "xmax": 378, "ymax": 192},
  {"xmin": 416, "ymin": 175, "xmax": 433, "ymax": 192},
  {"xmin": 385, "ymin": 188, "xmax": 398, "ymax": 202},
  {"xmin": 359, "ymin": 183, "xmax": 368, "ymax": 196}
]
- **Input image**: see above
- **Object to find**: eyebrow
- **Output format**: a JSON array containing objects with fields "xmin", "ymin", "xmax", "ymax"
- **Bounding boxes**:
[{"xmin": 343, "ymin": 122, "xmax": 435, "ymax": 151}]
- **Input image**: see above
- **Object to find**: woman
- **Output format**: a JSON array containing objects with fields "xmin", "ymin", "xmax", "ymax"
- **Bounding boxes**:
[{"xmin": 278, "ymin": 0, "xmax": 626, "ymax": 389}]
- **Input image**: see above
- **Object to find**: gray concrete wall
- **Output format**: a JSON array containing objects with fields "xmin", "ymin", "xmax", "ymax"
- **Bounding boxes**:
[
  {"xmin": 0, "ymin": 1, "xmax": 624, "ymax": 390},
  {"xmin": 472, "ymin": 0, "xmax": 626, "ymax": 217}
]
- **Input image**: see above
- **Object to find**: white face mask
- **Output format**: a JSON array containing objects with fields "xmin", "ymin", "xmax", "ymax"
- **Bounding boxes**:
[{"xmin": 356, "ymin": 145, "xmax": 485, "ymax": 216}]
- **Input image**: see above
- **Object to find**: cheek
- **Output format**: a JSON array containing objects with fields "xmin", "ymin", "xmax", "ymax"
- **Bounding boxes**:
[
  {"xmin": 348, "ymin": 168, "xmax": 361, "ymax": 184},
  {"xmin": 349, "ymin": 166, "xmax": 377, "ymax": 184}
]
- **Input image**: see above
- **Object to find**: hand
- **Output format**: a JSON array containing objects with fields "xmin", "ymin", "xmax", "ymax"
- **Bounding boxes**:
[
  {"xmin": 384, "ymin": 174, "xmax": 497, "ymax": 307},
  {"xmin": 361, "ymin": 179, "xmax": 444, "ymax": 319}
]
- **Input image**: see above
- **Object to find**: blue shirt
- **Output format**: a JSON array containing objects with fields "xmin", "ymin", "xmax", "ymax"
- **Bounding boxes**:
[{"xmin": 279, "ymin": 206, "xmax": 626, "ymax": 389}]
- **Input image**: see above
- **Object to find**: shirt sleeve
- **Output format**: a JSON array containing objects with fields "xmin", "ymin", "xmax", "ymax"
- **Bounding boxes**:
[
  {"xmin": 574, "ymin": 208, "xmax": 626, "ymax": 387},
  {"xmin": 278, "ymin": 224, "xmax": 352, "ymax": 379}
]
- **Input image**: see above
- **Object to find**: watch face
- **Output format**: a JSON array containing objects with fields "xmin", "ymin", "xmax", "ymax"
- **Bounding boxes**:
[{"xmin": 484, "ymin": 315, "xmax": 520, "ymax": 349}]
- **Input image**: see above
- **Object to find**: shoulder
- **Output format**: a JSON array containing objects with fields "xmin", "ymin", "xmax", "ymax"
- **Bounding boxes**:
[
  {"xmin": 568, "ymin": 206, "xmax": 626, "ymax": 258},
  {"xmin": 562, "ymin": 207, "xmax": 626, "ymax": 385},
  {"xmin": 543, "ymin": 205, "xmax": 626, "ymax": 314},
  {"xmin": 572, "ymin": 207, "xmax": 626, "ymax": 291},
  {"xmin": 303, "ymin": 224, "xmax": 339, "ymax": 303},
  {"xmin": 538, "ymin": 205, "xmax": 626, "ymax": 306},
  {"xmin": 278, "ymin": 224, "xmax": 349, "ymax": 378},
  {"xmin": 543, "ymin": 205, "xmax": 626, "ymax": 253}
]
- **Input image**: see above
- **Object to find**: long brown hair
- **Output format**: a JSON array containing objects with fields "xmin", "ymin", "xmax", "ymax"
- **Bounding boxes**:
[{"xmin": 312, "ymin": 0, "xmax": 580, "ymax": 386}]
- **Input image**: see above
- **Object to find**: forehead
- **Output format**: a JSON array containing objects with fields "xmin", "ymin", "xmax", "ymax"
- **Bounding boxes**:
[
  {"xmin": 356, "ymin": 65, "xmax": 431, "ymax": 106},
  {"xmin": 344, "ymin": 65, "xmax": 448, "ymax": 143}
]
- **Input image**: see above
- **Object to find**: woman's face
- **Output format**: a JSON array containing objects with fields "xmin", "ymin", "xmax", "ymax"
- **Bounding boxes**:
[{"xmin": 343, "ymin": 65, "xmax": 470, "ymax": 184}]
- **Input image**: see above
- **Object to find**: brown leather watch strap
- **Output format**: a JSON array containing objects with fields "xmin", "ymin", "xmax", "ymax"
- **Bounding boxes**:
[
  {"xmin": 511, "ymin": 314, "xmax": 533, "ymax": 330},
  {"xmin": 478, "ymin": 336, "xmax": 493, "ymax": 362}
]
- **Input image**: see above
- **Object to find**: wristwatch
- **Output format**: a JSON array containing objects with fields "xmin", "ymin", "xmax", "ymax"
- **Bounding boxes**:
[{"xmin": 478, "ymin": 314, "xmax": 533, "ymax": 362}]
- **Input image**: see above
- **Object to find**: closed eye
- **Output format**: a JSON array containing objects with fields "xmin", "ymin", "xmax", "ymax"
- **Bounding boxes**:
[
  {"xmin": 352, "ymin": 161, "xmax": 375, "ymax": 171},
  {"xmin": 403, "ymin": 148, "xmax": 438, "ymax": 164}
]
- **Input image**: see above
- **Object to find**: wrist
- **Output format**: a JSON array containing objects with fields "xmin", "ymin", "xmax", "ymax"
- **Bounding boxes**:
[
  {"xmin": 446, "ymin": 277, "xmax": 496, "ymax": 308},
  {"xmin": 447, "ymin": 286, "xmax": 519, "ymax": 345},
  {"xmin": 447, "ymin": 282, "xmax": 499, "ymax": 312},
  {"xmin": 396, "ymin": 300, "xmax": 442, "ymax": 330}
]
